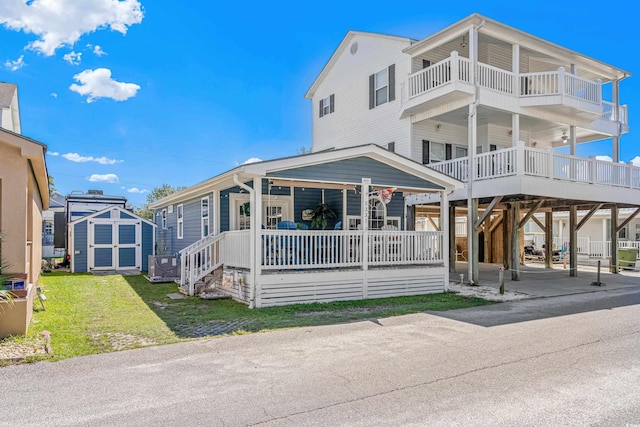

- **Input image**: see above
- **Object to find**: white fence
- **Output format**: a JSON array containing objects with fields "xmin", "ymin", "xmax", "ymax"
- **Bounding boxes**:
[{"xmin": 527, "ymin": 234, "xmax": 640, "ymax": 260}]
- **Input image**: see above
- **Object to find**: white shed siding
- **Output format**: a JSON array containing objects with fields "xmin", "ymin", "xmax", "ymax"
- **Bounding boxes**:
[{"xmin": 312, "ymin": 35, "xmax": 412, "ymax": 156}]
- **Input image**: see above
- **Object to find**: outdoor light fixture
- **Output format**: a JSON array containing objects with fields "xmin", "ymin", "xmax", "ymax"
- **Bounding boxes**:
[
  {"xmin": 460, "ymin": 35, "xmax": 467, "ymax": 48},
  {"xmin": 561, "ymin": 131, "xmax": 569, "ymax": 144}
]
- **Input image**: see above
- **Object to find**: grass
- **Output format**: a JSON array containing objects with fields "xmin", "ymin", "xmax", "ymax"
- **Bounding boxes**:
[{"xmin": 0, "ymin": 272, "xmax": 495, "ymax": 365}]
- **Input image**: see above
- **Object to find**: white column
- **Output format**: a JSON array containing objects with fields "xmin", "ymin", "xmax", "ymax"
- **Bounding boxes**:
[
  {"xmin": 512, "ymin": 113, "xmax": 520, "ymax": 146},
  {"xmin": 440, "ymin": 189, "xmax": 450, "ymax": 291},
  {"xmin": 613, "ymin": 79, "xmax": 620, "ymax": 162},
  {"xmin": 467, "ymin": 103, "xmax": 477, "ymax": 284},
  {"xmin": 512, "ymin": 43, "xmax": 520, "ymax": 95},
  {"xmin": 252, "ymin": 177, "xmax": 263, "ymax": 307},
  {"xmin": 361, "ymin": 178, "xmax": 370, "ymax": 273}
]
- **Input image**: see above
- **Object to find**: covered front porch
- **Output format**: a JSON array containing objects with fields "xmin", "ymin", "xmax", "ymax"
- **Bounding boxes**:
[{"xmin": 178, "ymin": 145, "xmax": 462, "ymax": 307}]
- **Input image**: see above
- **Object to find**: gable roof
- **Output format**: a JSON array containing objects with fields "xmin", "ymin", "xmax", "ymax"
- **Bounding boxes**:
[
  {"xmin": 69, "ymin": 205, "xmax": 156, "ymax": 227},
  {"xmin": 304, "ymin": 31, "xmax": 415, "ymax": 99},
  {"xmin": 149, "ymin": 144, "xmax": 463, "ymax": 209},
  {"xmin": 405, "ymin": 13, "xmax": 630, "ymax": 82}
]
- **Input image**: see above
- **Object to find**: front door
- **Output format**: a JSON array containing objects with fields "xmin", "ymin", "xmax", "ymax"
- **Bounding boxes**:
[{"xmin": 89, "ymin": 220, "xmax": 141, "ymax": 270}]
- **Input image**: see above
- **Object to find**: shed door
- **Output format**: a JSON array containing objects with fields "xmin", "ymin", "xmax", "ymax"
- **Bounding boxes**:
[
  {"xmin": 89, "ymin": 222, "xmax": 115, "ymax": 270},
  {"xmin": 89, "ymin": 220, "xmax": 141, "ymax": 271}
]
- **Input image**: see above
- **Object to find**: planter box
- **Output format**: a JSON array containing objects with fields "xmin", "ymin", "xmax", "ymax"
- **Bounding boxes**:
[{"xmin": 0, "ymin": 283, "xmax": 34, "ymax": 338}]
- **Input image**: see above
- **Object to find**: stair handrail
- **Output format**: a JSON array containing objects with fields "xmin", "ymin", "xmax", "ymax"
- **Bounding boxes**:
[{"xmin": 179, "ymin": 232, "xmax": 226, "ymax": 295}]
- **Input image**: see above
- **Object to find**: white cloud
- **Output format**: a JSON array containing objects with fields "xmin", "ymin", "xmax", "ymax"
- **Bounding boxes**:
[
  {"xmin": 62, "ymin": 152, "xmax": 123, "ymax": 164},
  {"xmin": 4, "ymin": 55, "xmax": 25, "ymax": 71},
  {"xmin": 88, "ymin": 173, "xmax": 119, "ymax": 183},
  {"xmin": 0, "ymin": 0, "xmax": 144, "ymax": 56},
  {"xmin": 595, "ymin": 155, "xmax": 613, "ymax": 162},
  {"xmin": 48, "ymin": 151, "xmax": 59, "ymax": 156},
  {"xmin": 126, "ymin": 187, "xmax": 148, "ymax": 194},
  {"xmin": 631, "ymin": 156, "xmax": 640, "ymax": 167},
  {"xmin": 63, "ymin": 51, "xmax": 82, "ymax": 65},
  {"xmin": 243, "ymin": 157, "xmax": 263, "ymax": 164},
  {"xmin": 69, "ymin": 68, "xmax": 140, "ymax": 103},
  {"xmin": 93, "ymin": 45, "xmax": 107, "ymax": 56},
  {"xmin": 50, "ymin": 92, "xmax": 58, "ymax": 98}
]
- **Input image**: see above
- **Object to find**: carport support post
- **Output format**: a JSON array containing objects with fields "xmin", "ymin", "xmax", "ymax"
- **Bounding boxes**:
[
  {"xmin": 511, "ymin": 202, "xmax": 521, "ymax": 280},
  {"xmin": 569, "ymin": 206, "xmax": 577, "ymax": 277},
  {"xmin": 611, "ymin": 205, "xmax": 619, "ymax": 274},
  {"xmin": 503, "ymin": 208, "xmax": 510, "ymax": 270},
  {"xmin": 545, "ymin": 211, "xmax": 553, "ymax": 268},
  {"xmin": 449, "ymin": 205, "xmax": 456, "ymax": 273},
  {"xmin": 471, "ymin": 198, "xmax": 479, "ymax": 284},
  {"xmin": 361, "ymin": 178, "xmax": 370, "ymax": 298}
]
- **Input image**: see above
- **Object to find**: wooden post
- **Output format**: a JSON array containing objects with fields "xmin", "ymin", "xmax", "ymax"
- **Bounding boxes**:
[
  {"xmin": 611, "ymin": 205, "xmax": 618, "ymax": 274},
  {"xmin": 569, "ymin": 205, "xmax": 577, "ymax": 277},
  {"xmin": 511, "ymin": 202, "xmax": 521, "ymax": 281},
  {"xmin": 545, "ymin": 211, "xmax": 553, "ymax": 269},
  {"xmin": 503, "ymin": 208, "xmax": 510, "ymax": 270},
  {"xmin": 440, "ymin": 190, "xmax": 450, "ymax": 291}
]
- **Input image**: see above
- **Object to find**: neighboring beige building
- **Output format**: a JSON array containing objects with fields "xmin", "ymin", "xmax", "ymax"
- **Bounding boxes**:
[{"xmin": 0, "ymin": 82, "xmax": 49, "ymax": 286}]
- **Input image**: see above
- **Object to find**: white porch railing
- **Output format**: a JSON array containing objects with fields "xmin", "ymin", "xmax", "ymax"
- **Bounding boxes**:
[
  {"xmin": 223, "ymin": 230, "xmax": 251, "ymax": 269},
  {"xmin": 406, "ymin": 52, "xmax": 625, "ymax": 124},
  {"xmin": 527, "ymin": 235, "xmax": 639, "ymax": 260},
  {"xmin": 427, "ymin": 143, "xmax": 640, "ymax": 189},
  {"xmin": 260, "ymin": 229, "xmax": 444, "ymax": 270}
]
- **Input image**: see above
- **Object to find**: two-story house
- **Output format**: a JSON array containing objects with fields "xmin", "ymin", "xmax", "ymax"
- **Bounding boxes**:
[{"xmin": 305, "ymin": 14, "xmax": 635, "ymax": 282}]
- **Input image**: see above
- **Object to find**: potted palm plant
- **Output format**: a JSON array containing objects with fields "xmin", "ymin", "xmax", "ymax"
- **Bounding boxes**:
[{"xmin": 310, "ymin": 203, "xmax": 337, "ymax": 230}]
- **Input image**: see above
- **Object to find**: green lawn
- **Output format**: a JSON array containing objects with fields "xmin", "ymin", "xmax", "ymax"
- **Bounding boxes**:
[{"xmin": 1, "ymin": 272, "xmax": 494, "ymax": 365}]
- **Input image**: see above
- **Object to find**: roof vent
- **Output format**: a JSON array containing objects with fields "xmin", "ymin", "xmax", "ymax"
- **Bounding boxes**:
[{"xmin": 87, "ymin": 189, "xmax": 104, "ymax": 195}]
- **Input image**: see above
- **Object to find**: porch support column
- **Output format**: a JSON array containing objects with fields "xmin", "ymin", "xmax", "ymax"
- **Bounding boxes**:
[
  {"xmin": 252, "ymin": 177, "xmax": 263, "ymax": 306},
  {"xmin": 406, "ymin": 205, "xmax": 415, "ymax": 231},
  {"xmin": 612, "ymin": 79, "xmax": 620, "ymax": 162},
  {"xmin": 511, "ymin": 202, "xmax": 521, "ymax": 280},
  {"xmin": 511, "ymin": 114, "xmax": 520, "ymax": 146},
  {"xmin": 569, "ymin": 125, "xmax": 577, "ymax": 157},
  {"xmin": 545, "ymin": 211, "xmax": 553, "ymax": 269},
  {"xmin": 440, "ymin": 190, "xmax": 450, "ymax": 291},
  {"xmin": 611, "ymin": 205, "xmax": 619, "ymax": 273},
  {"xmin": 569, "ymin": 205, "xmax": 577, "ymax": 277},
  {"xmin": 449, "ymin": 205, "xmax": 456, "ymax": 273},
  {"xmin": 342, "ymin": 188, "xmax": 347, "ymax": 229},
  {"xmin": 467, "ymin": 102, "xmax": 478, "ymax": 284},
  {"xmin": 361, "ymin": 178, "xmax": 370, "ymax": 281}
]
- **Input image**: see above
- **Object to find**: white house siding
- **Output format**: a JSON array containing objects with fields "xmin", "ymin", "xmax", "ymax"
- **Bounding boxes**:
[{"xmin": 311, "ymin": 34, "xmax": 412, "ymax": 156}]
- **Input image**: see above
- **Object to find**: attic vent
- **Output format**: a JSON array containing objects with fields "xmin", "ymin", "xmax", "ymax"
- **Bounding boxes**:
[
  {"xmin": 87, "ymin": 190, "xmax": 104, "ymax": 195},
  {"xmin": 350, "ymin": 42, "xmax": 358, "ymax": 55}
]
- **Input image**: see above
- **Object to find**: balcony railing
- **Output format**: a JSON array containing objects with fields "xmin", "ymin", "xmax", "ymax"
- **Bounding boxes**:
[
  {"xmin": 407, "ymin": 52, "xmax": 623, "ymax": 124},
  {"xmin": 427, "ymin": 142, "xmax": 640, "ymax": 189}
]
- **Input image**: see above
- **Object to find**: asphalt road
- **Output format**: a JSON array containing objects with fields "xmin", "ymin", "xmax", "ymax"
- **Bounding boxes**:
[{"xmin": 2, "ymin": 288, "xmax": 639, "ymax": 426}]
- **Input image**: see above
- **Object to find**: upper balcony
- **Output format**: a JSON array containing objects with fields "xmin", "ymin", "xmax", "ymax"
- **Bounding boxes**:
[
  {"xmin": 426, "ymin": 141, "xmax": 640, "ymax": 205},
  {"xmin": 400, "ymin": 51, "xmax": 628, "ymax": 133}
]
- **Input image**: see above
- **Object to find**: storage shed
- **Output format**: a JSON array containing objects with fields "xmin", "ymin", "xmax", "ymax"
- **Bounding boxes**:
[{"xmin": 68, "ymin": 206, "xmax": 155, "ymax": 273}]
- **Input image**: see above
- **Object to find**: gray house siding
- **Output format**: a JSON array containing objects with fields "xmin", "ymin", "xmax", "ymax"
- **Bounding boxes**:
[
  {"xmin": 267, "ymin": 157, "xmax": 444, "ymax": 190},
  {"xmin": 155, "ymin": 193, "xmax": 215, "ymax": 254},
  {"xmin": 73, "ymin": 221, "xmax": 88, "ymax": 272},
  {"xmin": 142, "ymin": 222, "xmax": 154, "ymax": 271}
]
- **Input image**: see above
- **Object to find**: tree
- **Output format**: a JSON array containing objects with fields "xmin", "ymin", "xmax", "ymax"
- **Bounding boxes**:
[
  {"xmin": 297, "ymin": 146, "xmax": 311, "ymax": 155},
  {"xmin": 134, "ymin": 183, "xmax": 186, "ymax": 220},
  {"xmin": 48, "ymin": 175, "xmax": 56, "ymax": 196}
]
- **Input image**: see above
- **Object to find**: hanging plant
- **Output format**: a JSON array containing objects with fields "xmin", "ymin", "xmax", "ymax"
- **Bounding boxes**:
[{"xmin": 310, "ymin": 203, "xmax": 337, "ymax": 230}]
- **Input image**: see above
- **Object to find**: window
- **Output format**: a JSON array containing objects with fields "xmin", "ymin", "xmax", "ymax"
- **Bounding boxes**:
[
  {"xmin": 201, "ymin": 197, "xmax": 209, "ymax": 238},
  {"xmin": 177, "ymin": 204, "xmax": 184, "ymax": 239},
  {"xmin": 239, "ymin": 202, "xmax": 251, "ymax": 230},
  {"xmin": 422, "ymin": 140, "xmax": 454, "ymax": 164},
  {"xmin": 265, "ymin": 206, "xmax": 283, "ymax": 229},
  {"xmin": 387, "ymin": 142, "xmax": 395, "ymax": 153},
  {"xmin": 319, "ymin": 94, "xmax": 334, "ymax": 117},
  {"xmin": 369, "ymin": 196, "xmax": 386, "ymax": 230},
  {"xmin": 161, "ymin": 209, "xmax": 167, "ymax": 229},
  {"xmin": 455, "ymin": 147, "xmax": 468, "ymax": 158},
  {"xmin": 430, "ymin": 142, "xmax": 446, "ymax": 163},
  {"xmin": 369, "ymin": 65, "xmax": 395, "ymax": 109}
]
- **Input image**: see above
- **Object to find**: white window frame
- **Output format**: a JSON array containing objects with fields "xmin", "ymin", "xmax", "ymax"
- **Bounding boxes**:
[
  {"xmin": 201, "ymin": 197, "xmax": 209, "ymax": 238},
  {"xmin": 161, "ymin": 209, "xmax": 167, "ymax": 230},
  {"xmin": 368, "ymin": 195, "xmax": 387, "ymax": 230},
  {"xmin": 455, "ymin": 146, "xmax": 468, "ymax": 158},
  {"xmin": 374, "ymin": 68, "xmax": 389, "ymax": 106},
  {"xmin": 430, "ymin": 141, "xmax": 446, "ymax": 163},
  {"xmin": 229, "ymin": 194, "xmax": 292, "ymax": 231},
  {"xmin": 177, "ymin": 204, "xmax": 184, "ymax": 239},
  {"xmin": 320, "ymin": 96, "xmax": 331, "ymax": 116}
]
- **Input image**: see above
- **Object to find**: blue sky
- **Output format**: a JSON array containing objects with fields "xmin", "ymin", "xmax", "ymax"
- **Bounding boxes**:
[{"xmin": 1, "ymin": 1, "xmax": 637, "ymax": 209}]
